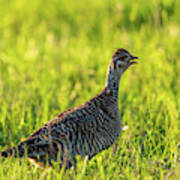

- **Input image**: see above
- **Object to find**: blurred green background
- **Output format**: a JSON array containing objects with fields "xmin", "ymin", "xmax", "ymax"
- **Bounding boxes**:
[{"xmin": 0, "ymin": 0, "xmax": 179, "ymax": 179}]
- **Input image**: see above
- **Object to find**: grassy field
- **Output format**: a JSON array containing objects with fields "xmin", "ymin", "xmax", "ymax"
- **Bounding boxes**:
[{"xmin": 0, "ymin": 0, "xmax": 179, "ymax": 179}]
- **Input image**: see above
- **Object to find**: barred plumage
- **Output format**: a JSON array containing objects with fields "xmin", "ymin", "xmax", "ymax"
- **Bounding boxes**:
[{"xmin": 1, "ymin": 48, "xmax": 138, "ymax": 168}]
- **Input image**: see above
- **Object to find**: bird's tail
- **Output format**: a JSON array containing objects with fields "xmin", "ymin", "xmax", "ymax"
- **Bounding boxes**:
[
  {"xmin": 1, "ymin": 142, "xmax": 25, "ymax": 158},
  {"xmin": 1, "ymin": 136, "xmax": 49, "ymax": 160}
]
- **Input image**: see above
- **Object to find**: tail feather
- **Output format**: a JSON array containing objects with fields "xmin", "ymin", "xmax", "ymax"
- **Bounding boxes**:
[
  {"xmin": 1, "ymin": 136, "xmax": 50, "ymax": 161},
  {"xmin": 1, "ymin": 144, "xmax": 25, "ymax": 158},
  {"xmin": 1, "ymin": 136, "xmax": 40, "ymax": 158},
  {"xmin": 1, "ymin": 147, "xmax": 14, "ymax": 158},
  {"xmin": 1, "ymin": 134, "xmax": 66, "ymax": 167}
]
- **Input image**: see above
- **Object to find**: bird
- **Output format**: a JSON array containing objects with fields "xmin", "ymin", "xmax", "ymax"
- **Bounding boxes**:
[{"xmin": 1, "ymin": 48, "xmax": 138, "ymax": 169}]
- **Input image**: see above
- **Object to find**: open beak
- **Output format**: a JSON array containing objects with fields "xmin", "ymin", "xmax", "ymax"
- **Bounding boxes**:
[{"xmin": 129, "ymin": 56, "xmax": 138, "ymax": 65}]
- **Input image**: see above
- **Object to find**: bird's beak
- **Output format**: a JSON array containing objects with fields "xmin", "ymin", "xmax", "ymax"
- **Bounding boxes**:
[
  {"xmin": 129, "ymin": 56, "xmax": 138, "ymax": 65},
  {"xmin": 131, "ymin": 56, "xmax": 138, "ymax": 60}
]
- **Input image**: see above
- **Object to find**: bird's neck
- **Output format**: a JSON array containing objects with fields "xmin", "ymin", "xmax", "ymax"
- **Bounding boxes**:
[{"xmin": 104, "ymin": 66, "xmax": 121, "ymax": 99}]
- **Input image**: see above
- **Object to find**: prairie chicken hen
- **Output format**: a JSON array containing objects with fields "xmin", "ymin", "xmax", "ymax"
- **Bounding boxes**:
[{"xmin": 1, "ymin": 48, "xmax": 138, "ymax": 169}]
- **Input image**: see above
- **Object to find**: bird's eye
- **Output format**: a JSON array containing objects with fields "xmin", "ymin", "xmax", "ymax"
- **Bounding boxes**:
[
  {"xmin": 118, "ymin": 64, "xmax": 122, "ymax": 68},
  {"xmin": 121, "ymin": 56, "xmax": 127, "ymax": 61},
  {"xmin": 116, "ymin": 61, "xmax": 123, "ymax": 68},
  {"xmin": 121, "ymin": 57, "xmax": 125, "ymax": 61}
]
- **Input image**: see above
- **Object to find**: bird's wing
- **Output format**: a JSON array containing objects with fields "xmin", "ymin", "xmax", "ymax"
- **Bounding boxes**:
[{"xmin": 18, "ymin": 101, "xmax": 101, "ymax": 163}]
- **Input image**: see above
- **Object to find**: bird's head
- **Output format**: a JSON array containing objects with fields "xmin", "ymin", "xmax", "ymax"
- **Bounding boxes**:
[{"xmin": 110, "ymin": 48, "xmax": 138, "ymax": 75}]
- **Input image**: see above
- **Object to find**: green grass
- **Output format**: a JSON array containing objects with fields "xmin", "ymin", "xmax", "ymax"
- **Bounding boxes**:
[{"xmin": 0, "ymin": 0, "xmax": 180, "ymax": 179}]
